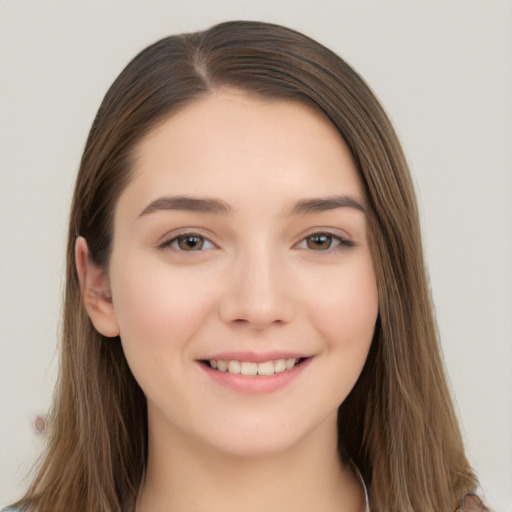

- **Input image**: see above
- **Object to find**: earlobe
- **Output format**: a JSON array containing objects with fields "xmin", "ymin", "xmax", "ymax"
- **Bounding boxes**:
[{"xmin": 75, "ymin": 236, "xmax": 120, "ymax": 338}]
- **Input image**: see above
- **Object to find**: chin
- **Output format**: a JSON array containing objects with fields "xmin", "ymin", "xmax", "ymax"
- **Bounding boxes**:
[
  {"xmin": 205, "ymin": 431, "xmax": 306, "ymax": 460},
  {"xmin": 194, "ymin": 408, "xmax": 337, "ymax": 461}
]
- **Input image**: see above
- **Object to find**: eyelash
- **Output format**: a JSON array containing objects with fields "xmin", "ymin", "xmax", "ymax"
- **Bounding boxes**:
[
  {"xmin": 295, "ymin": 231, "xmax": 354, "ymax": 252},
  {"xmin": 158, "ymin": 232, "xmax": 215, "ymax": 252},
  {"xmin": 158, "ymin": 230, "xmax": 354, "ymax": 253}
]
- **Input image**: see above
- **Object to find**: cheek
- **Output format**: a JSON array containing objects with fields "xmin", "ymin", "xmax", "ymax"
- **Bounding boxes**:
[
  {"xmin": 295, "ymin": 257, "xmax": 378, "ymax": 415},
  {"xmin": 109, "ymin": 256, "xmax": 217, "ymax": 361},
  {"xmin": 308, "ymin": 258, "xmax": 378, "ymax": 349}
]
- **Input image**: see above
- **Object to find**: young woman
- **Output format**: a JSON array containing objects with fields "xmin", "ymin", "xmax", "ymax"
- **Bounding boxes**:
[{"xmin": 7, "ymin": 20, "xmax": 488, "ymax": 512}]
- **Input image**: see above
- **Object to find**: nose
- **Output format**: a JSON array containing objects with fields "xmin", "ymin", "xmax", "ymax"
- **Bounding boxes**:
[{"xmin": 218, "ymin": 248, "xmax": 296, "ymax": 330}]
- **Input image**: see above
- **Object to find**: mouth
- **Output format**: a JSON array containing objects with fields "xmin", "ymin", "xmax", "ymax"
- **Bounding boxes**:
[{"xmin": 200, "ymin": 357, "xmax": 310, "ymax": 376}]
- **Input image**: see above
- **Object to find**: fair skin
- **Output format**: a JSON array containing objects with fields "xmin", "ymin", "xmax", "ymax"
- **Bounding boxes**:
[{"xmin": 76, "ymin": 89, "xmax": 378, "ymax": 512}]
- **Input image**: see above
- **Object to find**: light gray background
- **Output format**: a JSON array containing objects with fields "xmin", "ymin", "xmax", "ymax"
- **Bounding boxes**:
[{"xmin": 1, "ymin": 1, "xmax": 511, "ymax": 509}]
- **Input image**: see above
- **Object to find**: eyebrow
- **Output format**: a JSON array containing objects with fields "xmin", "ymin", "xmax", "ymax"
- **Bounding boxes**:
[
  {"xmin": 137, "ymin": 194, "xmax": 366, "ymax": 219},
  {"xmin": 138, "ymin": 196, "xmax": 232, "ymax": 217},
  {"xmin": 285, "ymin": 195, "xmax": 366, "ymax": 216}
]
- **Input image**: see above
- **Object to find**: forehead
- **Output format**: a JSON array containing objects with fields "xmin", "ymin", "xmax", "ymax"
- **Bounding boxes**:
[{"xmin": 119, "ymin": 89, "xmax": 364, "ymax": 217}]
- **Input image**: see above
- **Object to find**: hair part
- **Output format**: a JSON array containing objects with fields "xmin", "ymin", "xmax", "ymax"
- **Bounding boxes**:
[{"xmin": 15, "ymin": 20, "xmax": 476, "ymax": 512}]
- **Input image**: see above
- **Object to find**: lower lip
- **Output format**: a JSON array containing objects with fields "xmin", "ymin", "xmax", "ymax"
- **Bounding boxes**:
[{"xmin": 198, "ymin": 358, "xmax": 312, "ymax": 395}]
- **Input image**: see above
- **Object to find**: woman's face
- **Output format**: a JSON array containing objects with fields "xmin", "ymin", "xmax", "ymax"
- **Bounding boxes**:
[{"xmin": 105, "ymin": 90, "xmax": 378, "ymax": 457}]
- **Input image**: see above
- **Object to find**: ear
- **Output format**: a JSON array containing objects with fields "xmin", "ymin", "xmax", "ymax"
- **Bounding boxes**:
[{"xmin": 75, "ymin": 236, "xmax": 120, "ymax": 338}]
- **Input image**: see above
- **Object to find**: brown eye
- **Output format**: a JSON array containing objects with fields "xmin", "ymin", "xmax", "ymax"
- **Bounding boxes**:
[
  {"xmin": 177, "ymin": 235, "xmax": 205, "ymax": 251},
  {"xmin": 158, "ymin": 232, "xmax": 215, "ymax": 252},
  {"xmin": 306, "ymin": 233, "xmax": 334, "ymax": 250}
]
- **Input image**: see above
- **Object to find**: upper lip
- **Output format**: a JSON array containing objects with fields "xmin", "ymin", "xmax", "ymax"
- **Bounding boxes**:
[{"xmin": 198, "ymin": 351, "xmax": 311, "ymax": 363}]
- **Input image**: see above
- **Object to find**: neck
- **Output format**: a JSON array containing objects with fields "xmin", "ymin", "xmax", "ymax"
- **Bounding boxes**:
[{"xmin": 136, "ymin": 412, "xmax": 365, "ymax": 512}]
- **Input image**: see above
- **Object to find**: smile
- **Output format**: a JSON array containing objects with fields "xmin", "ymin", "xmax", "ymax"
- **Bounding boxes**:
[
  {"xmin": 207, "ymin": 358, "xmax": 302, "ymax": 376},
  {"xmin": 198, "ymin": 355, "xmax": 312, "ymax": 394}
]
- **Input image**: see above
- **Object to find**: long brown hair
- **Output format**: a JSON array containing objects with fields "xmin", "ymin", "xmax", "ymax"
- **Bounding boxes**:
[{"xmin": 15, "ymin": 20, "xmax": 477, "ymax": 511}]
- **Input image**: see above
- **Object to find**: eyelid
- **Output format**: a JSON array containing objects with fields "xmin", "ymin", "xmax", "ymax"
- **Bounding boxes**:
[
  {"xmin": 156, "ymin": 227, "xmax": 354, "ymax": 252},
  {"xmin": 294, "ymin": 228, "xmax": 354, "ymax": 250},
  {"xmin": 157, "ymin": 229, "xmax": 217, "ymax": 251}
]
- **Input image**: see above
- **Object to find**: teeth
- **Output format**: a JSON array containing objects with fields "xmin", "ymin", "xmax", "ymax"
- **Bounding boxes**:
[
  {"xmin": 285, "ymin": 358, "xmax": 296, "ymax": 370},
  {"xmin": 241, "ymin": 361, "xmax": 258, "ymax": 376},
  {"xmin": 274, "ymin": 359, "xmax": 286, "ymax": 373},
  {"xmin": 228, "ymin": 360, "xmax": 240, "ymax": 374},
  {"xmin": 257, "ymin": 360, "xmax": 274, "ymax": 376},
  {"xmin": 216, "ymin": 360, "xmax": 228, "ymax": 372},
  {"xmin": 208, "ymin": 358, "xmax": 301, "ymax": 375}
]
